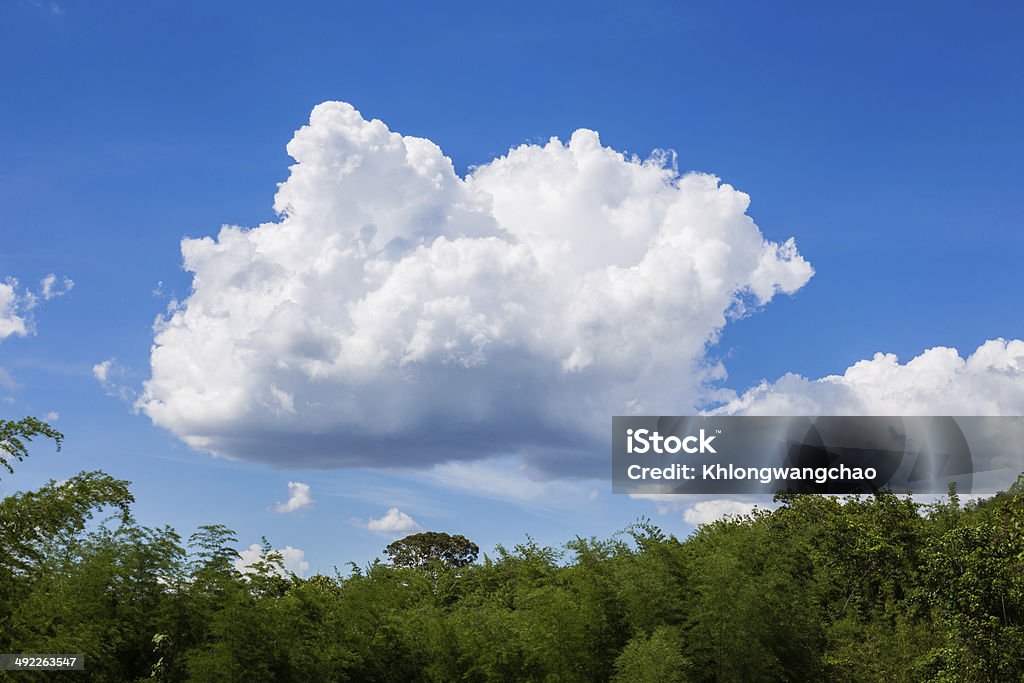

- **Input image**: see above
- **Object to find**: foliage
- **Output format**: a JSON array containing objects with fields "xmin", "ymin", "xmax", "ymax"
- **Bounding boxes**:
[
  {"xmin": 3, "ymin": 425, "xmax": 1024, "ymax": 681},
  {"xmin": 0, "ymin": 416, "xmax": 63, "ymax": 476},
  {"xmin": 384, "ymin": 531, "xmax": 479, "ymax": 571}
]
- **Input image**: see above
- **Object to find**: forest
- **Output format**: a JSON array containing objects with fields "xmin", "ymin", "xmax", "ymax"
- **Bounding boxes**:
[{"xmin": 2, "ymin": 417, "xmax": 1023, "ymax": 682}]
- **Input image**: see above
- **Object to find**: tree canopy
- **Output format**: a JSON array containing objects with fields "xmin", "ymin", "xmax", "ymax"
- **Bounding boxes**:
[
  {"xmin": 2, "ymin": 423, "xmax": 1023, "ymax": 681},
  {"xmin": 0, "ymin": 416, "xmax": 63, "ymax": 476},
  {"xmin": 384, "ymin": 531, "xmax": 479, "ymax": 570}
]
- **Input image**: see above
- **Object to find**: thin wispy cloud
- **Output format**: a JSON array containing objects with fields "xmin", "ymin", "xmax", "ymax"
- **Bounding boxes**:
[
  {"xmin": 92, "ymin": 358, "xmax": 137, "ymax": 401},
  {"xmin": 39, "ymin": 274, "xmax": 73, "ymax": 301},
  {"xmin": 0, "ymin": 368, "xmax": 16, "ymax": 392}
]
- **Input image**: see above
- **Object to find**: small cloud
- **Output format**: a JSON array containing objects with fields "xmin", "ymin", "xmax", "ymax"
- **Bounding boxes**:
[
  {"xmin": 39, "ymin": 273, "xmax": 74, "ymax": 301},
  {"xmin": 278, "ymin": 546, "xmax": 310, "ymax": 576},
  {"xmin": 0, "ymin": 368, "xmax": 16, "ymax": 392},
  {"xmin": 92, "ymin": 359, "xmax": 113, "ymax": 383},
  {"xmin": 682, "ymin": 499, "xmax": 759, "ymax": 526},
  {"xmin": 588, "ymin": 489, "xmax": 599, "ymax": 501},
  {"xmin": 367, "ymin": 507, "xmax": 422, "ymax": 535},
  {"xmin": 0, "ymin": 279, "xmax": 30, "ymax": 342},
  {"xmin": 43, "ymin": 411, "xmax": 59, "ymax": 422},
  {"xmin": 234, "ymin": 544, "xmax": 262, "ymax": 573},
  {"xmin": 234, "ymin": 543, "xmax": 310, "ymax": 577},
  {"xmin": 631, "ymin": 494, "xmax": 772, "ymax": 521},
  {"xmin": 274, "ymin": 481, "xmax": 313, "ymax": 513},
  {"xmin": 92, "ymin": 358, "xmax": 136, "ymax": 401}
]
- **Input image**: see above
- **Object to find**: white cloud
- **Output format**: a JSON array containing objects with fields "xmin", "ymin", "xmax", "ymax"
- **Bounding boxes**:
[
  {"xmin": 717, "ymin": 339, "xmax": 1024, "ymax": 416},
  {"xmin": 234, "ymin": 544, "xmax": 263, "ymax": 573},
  {"xmin": 274, "ymin": 481, "xmax": 313, "ymax": 513},
  {"xmin": 0, "ymin": 368, "xmax": 16, "ymax": 392},
  {"xmin": 93, "ymin": 358, "xmax": 136, "ymax": 401},
  {"xmin": 39, "ymin": 273, "xmax": 74, "ymax": 301},
  {"xmin": 0, "ymin": 279, "xmax": 30, "ymax": 342},
  {"xmin": 366, "ymin": 507, "xmax": 422, "ymax": 535},
  {"xmin": 139, "ymin": 101, "xmax": 812, "ymax": 474},
  {"xmin": 683, "ymin": 499, "xmax": 760, "ymax": 526},
  {"xmin": 419, "ymin": 456, "xmax": 600, "ymax": 509},
  {"xmin": 278, "ymin": 546, "xmax": 310, "ymax": 576},
  {"xmin": 234, "ymin": 543, "xmax": 310, "ymax": 577},
  {"xmin": 43, "ymin": 411, "xmax": 59, "ymax": 422},
  {"xmin": 630, "ymin": 493, "xmax": 775, "ymax": 520},
  {"xmin": 0, "ymin": 273, "xmax": 73, "ymax": 350},
  {"xmin": 426, "ymin": 458, "xmax": 550, "ymax": 502},
  {"xmin": 92, "ymin": 359, "xmax": 113, "ymax": 383},
  {"xmin": 629, "ymin": 349, "xmax": 1024, "ymax": 515}
]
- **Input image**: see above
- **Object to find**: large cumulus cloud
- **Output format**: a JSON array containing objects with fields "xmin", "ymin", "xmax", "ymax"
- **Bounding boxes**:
[{"xmin": 139, "ymin": 102, "xmax": 813, "ymax": 473}]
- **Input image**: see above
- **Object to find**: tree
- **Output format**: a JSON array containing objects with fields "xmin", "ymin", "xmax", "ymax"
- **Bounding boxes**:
[
  {"xmin": 0, "ymin": 416, "xmax": 62, "ymax": 476},
  {"xmin": 0, "ymin": 471, "xmax": 139, "ymax": 673},
  {"xmin": 384, "ymin": 532, "xmax": 479, "ymax": 571},
  {"xmin": 0, "ymin": 470, "xmax": 133, "ymax": 575},
  {"xmin": 613, "ymin": 627, "xmax": 691, "ymax": 683},
  {"xmin": 922, "ymin": 517, "xmax": 1024, "ymax": 680}
]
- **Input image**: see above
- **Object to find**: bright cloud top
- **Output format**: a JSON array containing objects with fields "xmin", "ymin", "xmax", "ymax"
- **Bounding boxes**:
[
  {"xmin": 274, "ymin": 481, "xmax": 313, "ymax": 513},
  {"xmin": 366, "ymin": 507, "xmax": 421, "ymax": 535},
  {"xmin": 139, "ymin": 101, "xmax": 813, "ymax": 473},
  {"xmin": 719, "ymin": 339, "xmax": 1024, "ymax": 416}
]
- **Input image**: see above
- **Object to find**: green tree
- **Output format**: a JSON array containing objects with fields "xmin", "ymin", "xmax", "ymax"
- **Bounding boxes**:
[
  {"xmin": 922, "ymin": 519, "xmax": 1024, "ymax": 681},
  {"xmin": 0, "ymin": 416, "xmax": 62, "ymax": 476},
  {"xmin": 0, "ymin": 470, "xmax": 133, "ymax": 579},
  {"xmin": 385, "ymin": 531, "xmax": 479, "ymax": 571},
  {"xmin": 613, "ymin": 626, "xmax": 691, "ymax": 683}
]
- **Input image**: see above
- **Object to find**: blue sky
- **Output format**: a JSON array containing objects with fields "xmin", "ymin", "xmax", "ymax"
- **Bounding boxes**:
[{"xmin": 2, "ymin": 0, "xmax": 1022, "ymax": 574}]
